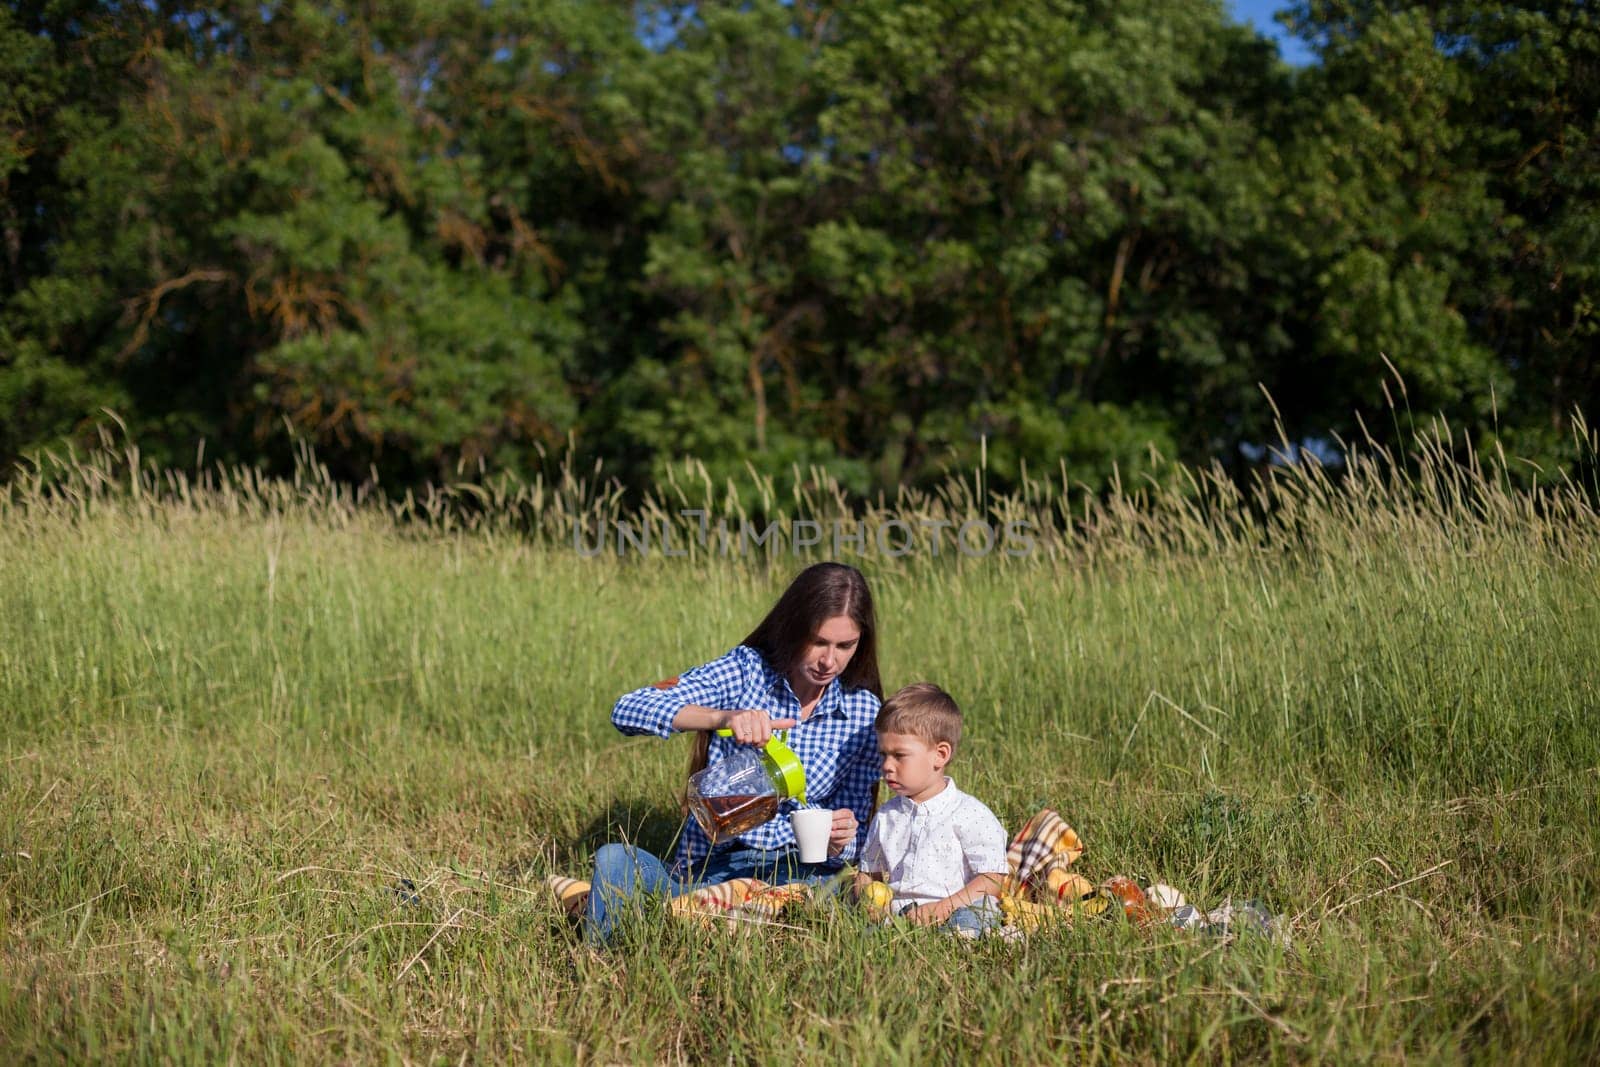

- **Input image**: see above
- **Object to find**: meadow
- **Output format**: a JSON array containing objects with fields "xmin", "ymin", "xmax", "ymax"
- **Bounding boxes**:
[{"xmin": 2, "ymin": 422, "xmax": 1598, "ymax": 1063}]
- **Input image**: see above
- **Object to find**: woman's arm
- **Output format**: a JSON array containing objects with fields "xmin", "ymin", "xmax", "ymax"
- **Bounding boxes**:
[
  {"xmin": 610, "ymin": 647, "xmax": 756, "ymax": 738},
  {"xmin": 668, "ymin": 705, "xmax": 733, "ymax": 732},
  {"xmin": 671, "ymin": 705, "xmax": 795, "ymax": 744}
]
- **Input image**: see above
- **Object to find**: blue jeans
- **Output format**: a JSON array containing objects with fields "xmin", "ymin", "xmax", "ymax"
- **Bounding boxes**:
[
  {"xmin": 585, "ymin": 844, "xmax": 836, "ymax": 944},
  {"xmin": 945, "ymin": 904, "xmax": 1000, "ymax": 937},
  {"xmin": 892, "ymin": 902, "xmax": 1001, "ymax": 937}
]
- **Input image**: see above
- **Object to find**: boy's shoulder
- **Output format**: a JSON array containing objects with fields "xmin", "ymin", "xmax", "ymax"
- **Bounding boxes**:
[{"xmin": 945, "ymin": 781, "xmax": 1006, "ymax": 829}]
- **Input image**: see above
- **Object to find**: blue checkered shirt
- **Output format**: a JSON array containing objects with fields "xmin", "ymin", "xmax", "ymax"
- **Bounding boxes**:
[{"xmin": 611, "ymin": 644, "xmax": 882, "ymax": 875}]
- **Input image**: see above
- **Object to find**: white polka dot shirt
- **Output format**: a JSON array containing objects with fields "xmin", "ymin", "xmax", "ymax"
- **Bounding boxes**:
[{"xmin": 860, "ymin": 777, "xmax": 1009, "ymax": 909}]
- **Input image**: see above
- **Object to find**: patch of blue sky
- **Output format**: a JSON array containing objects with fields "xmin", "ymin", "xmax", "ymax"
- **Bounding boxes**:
[
  {"xmin": 1240, "ymin": 436, "xmax": 1344, "ymax": 467},
  {"xmin": 1226, "ymin": 0, "xmax": 1317, "ymax": 67}
]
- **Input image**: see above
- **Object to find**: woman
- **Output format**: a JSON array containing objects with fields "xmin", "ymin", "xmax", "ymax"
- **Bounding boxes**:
[{"xmin": 587, "ymin": 561, "xmax": 883, "ymax": 943}]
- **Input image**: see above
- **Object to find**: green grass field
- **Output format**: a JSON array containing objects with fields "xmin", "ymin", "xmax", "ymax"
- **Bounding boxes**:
[{"xmin": 2, "ymin": 430, "xmax": 1599, "ymax": 1063}]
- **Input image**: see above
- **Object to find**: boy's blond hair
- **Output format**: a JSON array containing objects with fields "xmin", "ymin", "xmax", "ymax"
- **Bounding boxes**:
[{"xmin": 875, "ymin": 682, "xmax": 962, "ymax": 754}]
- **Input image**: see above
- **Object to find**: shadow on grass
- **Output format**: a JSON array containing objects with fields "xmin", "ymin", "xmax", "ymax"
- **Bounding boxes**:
[
  {"xmin": 574, "ymin": 795, "xmax": 688, "ymax": 861},
  {"xmin": 497, "ymin": 795, "xmax": 690, "ymax": 886}
]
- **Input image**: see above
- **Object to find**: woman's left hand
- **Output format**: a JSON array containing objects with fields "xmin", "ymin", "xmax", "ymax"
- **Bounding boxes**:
[{"xmin": 826, "ymin": 808, "xmax": 858, "ymax": 856}]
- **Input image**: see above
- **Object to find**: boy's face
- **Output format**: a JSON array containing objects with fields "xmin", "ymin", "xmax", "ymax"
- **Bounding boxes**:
[{"xmin": 877, "ymin": 731, "xmax": 952, "ymax": 802}]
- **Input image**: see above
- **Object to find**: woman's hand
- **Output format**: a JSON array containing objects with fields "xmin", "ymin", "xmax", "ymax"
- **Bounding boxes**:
[
  {"xmin": 722, "ymin": 709, "xmax": 798, "ymax": 746},
  {"xmin": 826, "ymin": 808, "xmax": 858, "ymax": 857}
]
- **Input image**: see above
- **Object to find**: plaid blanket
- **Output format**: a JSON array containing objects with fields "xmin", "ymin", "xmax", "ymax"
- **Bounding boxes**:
[
  {"xmin": 551, "ymin": 808, "xmax": 1129, "ymax": 932},
  {"xmin": 547, "ymin": 871, "xmax": 827, "ymax": 928}
]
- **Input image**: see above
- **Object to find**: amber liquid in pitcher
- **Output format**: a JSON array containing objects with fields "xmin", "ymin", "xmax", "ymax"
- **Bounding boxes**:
[{"xmin": 696, "ymin": 793, "xmax": 780, "ymax": 843}]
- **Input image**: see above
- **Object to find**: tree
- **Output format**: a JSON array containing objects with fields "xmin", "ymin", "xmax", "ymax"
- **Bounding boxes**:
[
  {"xmin": 1283, "ymin": 0, "xmax": 1599, "ymax": 473},
  {"xmin": 1, "ymin": 1, "xmax": 637, "ymax": 481}
]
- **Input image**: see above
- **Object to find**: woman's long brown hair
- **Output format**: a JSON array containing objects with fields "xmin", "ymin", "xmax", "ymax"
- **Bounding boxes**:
[{"xmin": 684, "ymin": 561, "xmax": 883, "ymax": 800}]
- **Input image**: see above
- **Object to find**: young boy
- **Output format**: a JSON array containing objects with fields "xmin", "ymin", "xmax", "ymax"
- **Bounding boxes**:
[{"xmin": 855, "ymin": 682, "xmax": 1009, "ymax": 936}]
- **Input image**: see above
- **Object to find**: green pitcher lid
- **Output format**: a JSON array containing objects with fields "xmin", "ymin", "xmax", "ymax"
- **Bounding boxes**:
[{"xmin": 714, "ymin": 728, "xmax": 808, "ymax": 804}]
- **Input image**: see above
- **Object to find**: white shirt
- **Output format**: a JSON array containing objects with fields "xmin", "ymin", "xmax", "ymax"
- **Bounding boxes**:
[{"xmin": 860, "ymin": 778, "xmax": 1009, "ymax": 909}]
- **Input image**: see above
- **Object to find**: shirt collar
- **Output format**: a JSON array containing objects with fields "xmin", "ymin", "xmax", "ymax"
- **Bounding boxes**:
[
  {"xmin": 767, "ymin": 663, "xmax": 849, "ymax": 720},
  {"xmin": 909, "ymin": 777, "xmax": 962, "ymax": 816},
  {"xmin": 816, "ymin": 677, "xmax": 846, "ymax": 718}
]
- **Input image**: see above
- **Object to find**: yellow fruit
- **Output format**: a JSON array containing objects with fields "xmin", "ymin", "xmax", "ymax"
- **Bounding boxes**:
[
  {"xmin": 1076, "ymin": 894, "xmax": 1111, "ymax": 918},
  {"xmin": 1001, "ymin": 894, "xmax": 1070, "ymax": 932},
  {"xmin": 1046, "ymin": 868, "xmax": 1093, "ymax": 902},
  {"xmin": 862, "ymin": 882, "xmax": 893, "ymax": 909},
  {"xmin": 1052, "ymin": 827, "xmax": 1085, "ymax": 862}
]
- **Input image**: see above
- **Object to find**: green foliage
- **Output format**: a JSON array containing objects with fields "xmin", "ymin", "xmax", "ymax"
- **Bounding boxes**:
[
  {"xmin": 1, "ymin": 0, "xmax": 1596, "ymax": 491},
  {"xmin": 1282, "ymin": 0, "xmax": 1600, "ymax": 470}
]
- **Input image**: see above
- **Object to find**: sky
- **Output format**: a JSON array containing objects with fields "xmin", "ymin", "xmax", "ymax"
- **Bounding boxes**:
[
  {"xmin": 1227, "ymin": 0, "xmax": 1318, "ymax": 66},
  {"xmin": 642, "ymin": 2, "xmax": 1320, "ymax": 68}
]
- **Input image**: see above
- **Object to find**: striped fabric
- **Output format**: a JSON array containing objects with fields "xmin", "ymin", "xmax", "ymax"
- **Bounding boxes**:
[
  {"xmin": 546, "ymin": 875, "xmax": 591, "ymax": 918},
  {"xmin": 550, "ymin": 807, "xmax": 1098, "ymax": 934},
  {"xmin": 1000, "ymin": 808, "xmax": 1085, "ymax": 896},
  {"xmin": 544, "ymin": 874, "xmax": 819, "ymax": 930},
  {"xmin": 669, "ymin": 880, "xmax": 813, "ymax": 929},
  {"xmin": 551, "ymin": 810, "xmax": 1215, "ymax": 938}
]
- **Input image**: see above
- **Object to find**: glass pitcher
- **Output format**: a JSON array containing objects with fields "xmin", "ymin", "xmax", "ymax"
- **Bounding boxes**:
[{"xmin": 685, "ymin": 728, "xmax": 808, "ymax": 844}]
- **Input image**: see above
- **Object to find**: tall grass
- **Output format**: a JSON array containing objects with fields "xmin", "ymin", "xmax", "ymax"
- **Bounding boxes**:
[{"xmin": 1, "ymin": 415, "xmax": 1598, "ymax": 1063}]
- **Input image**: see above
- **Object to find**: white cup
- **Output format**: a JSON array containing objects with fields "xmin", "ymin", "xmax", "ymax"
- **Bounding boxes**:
[{"xmin": 790, "ymin": 808, "xmax": 833, "ymax": 864}]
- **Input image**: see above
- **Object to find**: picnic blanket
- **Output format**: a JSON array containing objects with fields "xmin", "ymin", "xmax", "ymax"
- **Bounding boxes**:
[
  {"xmin": 548, "ymin": 870, "xmax": 824, "ymax": 929},
  {"xmin": 549, "ymin": 808, "xmax": 1284, "ymax": 939}
]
